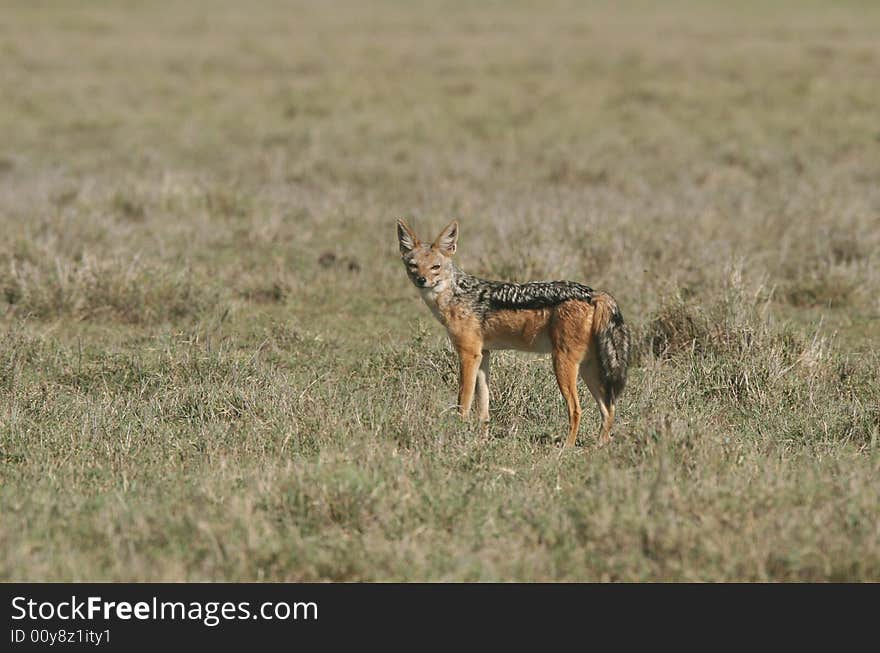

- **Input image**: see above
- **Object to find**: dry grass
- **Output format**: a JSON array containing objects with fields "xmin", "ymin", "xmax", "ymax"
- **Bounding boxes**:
[{"xmin": 1, "ymin": 0, "xmax": 879, "ymax": 581}]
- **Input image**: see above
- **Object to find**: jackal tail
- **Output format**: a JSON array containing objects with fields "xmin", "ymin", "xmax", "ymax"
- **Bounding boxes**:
[{"xmin": 592, "ymin": 292, "xmax": 631, "ymax": 402}]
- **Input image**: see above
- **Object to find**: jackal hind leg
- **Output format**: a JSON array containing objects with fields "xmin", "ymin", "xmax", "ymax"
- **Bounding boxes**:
[
  {"xmin": 580, "ymin": 358, "xmax": 614, "ymax": 446},
  {"xmin": 553, "ymin": 352, "xmax": 583, "ymax": 450}
]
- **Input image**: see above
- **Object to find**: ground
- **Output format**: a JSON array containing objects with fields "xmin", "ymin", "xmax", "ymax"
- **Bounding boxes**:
[{"xmin": 1, "ymin": 0, "xmax": 878, "ymax": 581}]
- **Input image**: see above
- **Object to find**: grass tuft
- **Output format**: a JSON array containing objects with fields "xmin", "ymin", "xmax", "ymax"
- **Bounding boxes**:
[{"xmin": 2, "ymin": 256, "xmax": 217, "ymax": 324}]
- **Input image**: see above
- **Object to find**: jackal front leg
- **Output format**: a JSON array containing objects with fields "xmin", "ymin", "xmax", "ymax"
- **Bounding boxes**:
[
  {"xmin": 456, "ymin": 348, "xmax": 482, "ymax": 419},
  {"xmin": 475, "ymin": 350, "xmax": 490, "ymax": 429}
]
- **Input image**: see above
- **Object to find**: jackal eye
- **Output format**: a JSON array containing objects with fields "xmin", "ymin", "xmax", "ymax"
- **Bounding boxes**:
[{"xmin": 431, "ymin": 264, "xmax": 441, "ymax": 270}]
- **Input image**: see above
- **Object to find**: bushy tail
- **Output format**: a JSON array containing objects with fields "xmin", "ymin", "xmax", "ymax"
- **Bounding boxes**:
[{"xmin": 592, "ymin": 292, "xmax": 631, "ymax": 402}]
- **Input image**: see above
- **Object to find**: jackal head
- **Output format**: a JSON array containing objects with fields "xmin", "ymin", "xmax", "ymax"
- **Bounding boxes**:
[{"xmin": 397, "ymin": 219, "xmax": 458, "ymax": 292}]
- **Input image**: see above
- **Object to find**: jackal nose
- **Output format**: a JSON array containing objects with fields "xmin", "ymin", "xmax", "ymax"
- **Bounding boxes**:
[{"xmin": 416, "ymin": 276, "xmax": 427, "ymax": 286}]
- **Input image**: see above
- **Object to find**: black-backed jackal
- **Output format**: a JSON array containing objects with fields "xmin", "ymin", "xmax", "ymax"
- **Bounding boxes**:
[{"xmin": 397, "ymin": 219, "xmax": 631, "ymax": 450}]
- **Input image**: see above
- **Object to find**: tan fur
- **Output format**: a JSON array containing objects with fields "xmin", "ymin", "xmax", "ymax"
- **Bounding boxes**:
[
  {"xmin": 398, "ymin": 219, "xmax": 628, "ymax": 450},
  {"xmin": 591, "ymin": 290, "xmax": 618, "ymax": 336},
  {"xmin": 482, "ymin": 308, "xmax": 553, "ymax": 352}
]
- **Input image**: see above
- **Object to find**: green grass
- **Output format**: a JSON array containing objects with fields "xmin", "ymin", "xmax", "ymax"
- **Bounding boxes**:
[{"xmin": 1, "ymin": 0, "xmax": 879, "ymax": 581}]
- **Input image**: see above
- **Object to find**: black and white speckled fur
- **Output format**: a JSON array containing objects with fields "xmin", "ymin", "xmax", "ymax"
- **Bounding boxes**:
[{"xmin": 449, "ymin": 265, "xmax": 594, "ymax": 319}]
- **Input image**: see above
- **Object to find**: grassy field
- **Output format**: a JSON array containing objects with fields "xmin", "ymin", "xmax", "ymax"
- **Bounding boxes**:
[{"xmin": 1, "ymin": 0, "xmax": 879, "ymax": 581}]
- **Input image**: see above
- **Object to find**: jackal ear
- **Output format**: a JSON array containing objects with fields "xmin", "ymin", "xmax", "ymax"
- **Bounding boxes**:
[
  {"xmin": 397, "ymin": 220, "xmax": 419, "ymax": 255},
  {"xmin": 434, "ymin": 220, "xmax": 459, "ymax": 257}
]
